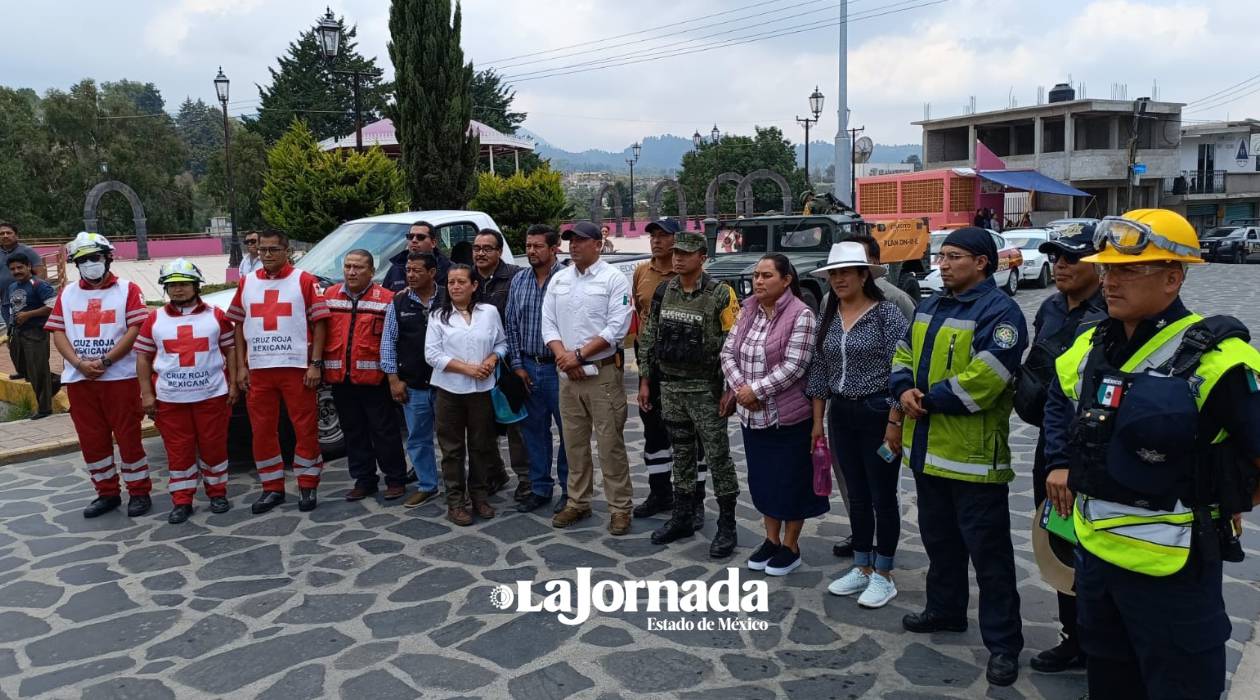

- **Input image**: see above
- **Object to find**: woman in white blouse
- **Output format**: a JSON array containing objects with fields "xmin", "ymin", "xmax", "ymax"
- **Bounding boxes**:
[{"xmin": 424, "ymin": 264, "xmax": 507, "ymax": 526}]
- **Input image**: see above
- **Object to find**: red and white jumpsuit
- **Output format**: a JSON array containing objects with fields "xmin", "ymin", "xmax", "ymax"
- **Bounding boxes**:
[
  {"xmin": 135, "ymin": 302, "xmax": 234, "ymax": 506},
  {"xmin": 227, "ymin": 264, "xmax": 329, "ymax": 492},
  {"xmin": 45, "ymin": 274, "xmax": 151, "ymax": 498}
]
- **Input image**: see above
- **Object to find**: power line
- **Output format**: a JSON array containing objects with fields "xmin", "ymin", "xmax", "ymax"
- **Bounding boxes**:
[
  {"xmin": 1185, "ymin": 72, "xmax": 1260, "ymax": 107},
  {"xmin": 505, "ymin": 0, "xmax": 947, "ymax": 83},
  {"xmin": 488, "ymin": 0, "xmax": 845, "ymax": 71},
  {"xmin": 1185, "ymin": 82, "xmax": 1260, "ymax": 115}
]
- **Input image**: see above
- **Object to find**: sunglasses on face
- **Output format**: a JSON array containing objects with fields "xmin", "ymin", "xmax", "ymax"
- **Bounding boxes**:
[
  {"xmin": 1048, "ymin": 253, "xmax": 1083, "ymax": 265},
  {"xmin": 407, "ymin": 233, "xmax": 429, "ymax": 241},
  {"xmin": 245, "ymin": 239, "xmax": 258, "ymax": 246}
]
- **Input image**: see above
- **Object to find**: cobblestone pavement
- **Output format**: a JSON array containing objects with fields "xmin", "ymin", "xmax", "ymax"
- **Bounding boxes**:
[{"xmin": 1, "ymin": 265, "xmax": 1259, "ymax": 699}]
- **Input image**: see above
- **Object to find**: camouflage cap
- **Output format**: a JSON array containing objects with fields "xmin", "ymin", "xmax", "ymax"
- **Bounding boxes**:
[{"xmin": 672, "ymin": 231, "xmax": 707, "ymax": 253}]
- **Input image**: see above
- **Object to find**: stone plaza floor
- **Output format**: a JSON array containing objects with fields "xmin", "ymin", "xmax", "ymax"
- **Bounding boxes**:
[{"xmin": 0, "ymin": 267, "xmax": 1259, "ymax": 699}]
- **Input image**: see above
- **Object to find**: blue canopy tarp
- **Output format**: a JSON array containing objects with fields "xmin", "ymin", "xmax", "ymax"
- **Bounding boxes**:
[{"xmin": 978, "ymin": 169, "xmax": 1091, "ymax": 197}]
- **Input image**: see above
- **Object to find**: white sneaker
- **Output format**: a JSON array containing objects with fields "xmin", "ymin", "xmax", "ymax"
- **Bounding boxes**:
[
  {"xmin": 857, "ymin": 572, "xmax": 898, "ymax": 609},
  {"xmin": 827, "ymin": 567, "xmax": 871, "ymax": 596}
]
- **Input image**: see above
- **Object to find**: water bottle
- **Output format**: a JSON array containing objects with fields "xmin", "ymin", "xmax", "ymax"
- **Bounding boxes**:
[{"xmin": 812, "ymin": 437, "xmax": 832, "ymax": 497}]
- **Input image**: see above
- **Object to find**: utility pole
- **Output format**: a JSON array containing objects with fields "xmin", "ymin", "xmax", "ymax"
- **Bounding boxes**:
[
  {"xmin": 833, "ymin": 0, "xmax": 851, "ymax": 205},
  {"xmin": 849, "ymin": 126, "xmax": 865, "ymax": 208},
  {"xmin": 1125, "ymin": 96, "xmax": 1151, "ymax": 212}
]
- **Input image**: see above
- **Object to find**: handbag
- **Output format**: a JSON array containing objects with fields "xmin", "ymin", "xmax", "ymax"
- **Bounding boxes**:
[
  {"xmin": 811, "ymin": 436, "xmax": 833, "ymax": 497},
  {"xmin": 718, "ymin": 389, "xmax": 737, "ymax": 418},
  {"xmin": 491, "ymin": 365, "xmax": 528, "ymax": 425}
]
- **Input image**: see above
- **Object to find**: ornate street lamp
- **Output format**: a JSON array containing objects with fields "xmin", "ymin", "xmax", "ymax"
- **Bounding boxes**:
[
  {"xmin": 692, "ymin": 130, "xmax": 703, "ymax": 150},
  {"xmin": 626, "ymin": 142, "xmax": 641, "ymax": 231},
  {"xmin": 711, "ymin": 124, "xmax": 721, "ymax": 144},
  {"xmin": 797, "ymin": 86, "xmax": 825, "ymax": 186},
  {"xmin": 213, "ymin": 67, "xmax": 241, "ymax": 269},
  {"xmin": 316, "ymin": 7, "xmax": 378, "ymax": 153}
]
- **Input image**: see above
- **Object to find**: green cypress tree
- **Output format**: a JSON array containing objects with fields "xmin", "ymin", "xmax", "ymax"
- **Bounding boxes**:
[{"xmin": 388, "ymin": 0, "xmax": 479, "ymax": 209}]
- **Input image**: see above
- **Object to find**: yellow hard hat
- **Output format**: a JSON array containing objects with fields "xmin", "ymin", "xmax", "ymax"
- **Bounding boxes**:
[{"xmin": 1083, "ymin": 209, "xmax": 1204, "ymax": 265}]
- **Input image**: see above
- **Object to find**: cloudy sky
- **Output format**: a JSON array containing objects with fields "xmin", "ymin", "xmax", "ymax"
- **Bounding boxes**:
[{"xmin": 5, "ymin": 0, "xmax": 1259, "ymax": 152}]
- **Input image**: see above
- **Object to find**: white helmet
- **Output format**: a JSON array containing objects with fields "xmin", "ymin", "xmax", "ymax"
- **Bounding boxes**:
[
  {"xmin": 158, "ymin": 258, "xmax": 206, "ymax": 286},
  {"xmin": 66, "ymin": 232, "xmax": 115, "ymax": 262}
]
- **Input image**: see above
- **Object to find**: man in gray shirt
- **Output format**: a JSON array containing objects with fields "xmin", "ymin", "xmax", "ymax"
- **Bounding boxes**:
[{"xmin": 0, "ymin": 221, "xmax": 46, "ymax": 379}]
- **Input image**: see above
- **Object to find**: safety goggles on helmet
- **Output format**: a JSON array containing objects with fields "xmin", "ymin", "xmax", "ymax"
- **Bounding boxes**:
[
  {"xmin": 158, "ymin": 259, "xmax": 205, "ymax": 286},
  {"xmin": 1092, "ymin": 216, "xmax": 1200, "ymax": 259}
]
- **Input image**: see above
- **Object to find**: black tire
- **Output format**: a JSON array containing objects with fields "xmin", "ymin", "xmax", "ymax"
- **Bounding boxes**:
[
  {"xmin": 1004, "ymin": 270, "xmax": 1019, "ymax": 296},
  {"xmin": 1036, "ymin": 264, "xmax": 1051, "ymax": 289},
  {"xmin": 1235, "ymin": 249, "xmax": 1246, "ymax": 265},
  {"xmin": 316, "ymin": 385, "xmax": 346, "ymax": 460},
  {"xmin": 896, "ymin": 273, "xmax": 921, "ymax": 300}
]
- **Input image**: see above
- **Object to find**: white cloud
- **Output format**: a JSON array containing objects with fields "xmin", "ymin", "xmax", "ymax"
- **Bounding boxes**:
[{"xmin": 144, "ymin": 0, "xmax": 266, "ymax": 56}]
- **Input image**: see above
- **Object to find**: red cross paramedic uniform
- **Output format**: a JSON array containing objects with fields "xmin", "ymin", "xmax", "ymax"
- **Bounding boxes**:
[
  {"xmin": 135, "ymin": 301, "xmax": 234, "ymax": 506},
  {"xmin": 228, "ymin": 263, "xmax": 329, "ymax": 492},
  {"xmin": 45, "ymin": 274, "xmax": 151, "ymax": 498}
]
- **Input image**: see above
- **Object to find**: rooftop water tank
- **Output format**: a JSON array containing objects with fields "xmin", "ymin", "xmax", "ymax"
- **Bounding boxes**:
[{"xmin": 1048, "ymin": 83, "xmax": 1076, "ymax": 103}]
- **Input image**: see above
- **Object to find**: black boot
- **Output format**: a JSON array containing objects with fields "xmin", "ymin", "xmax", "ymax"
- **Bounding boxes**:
[
  {"xmin": 168, "ymin": 504, "xmax": 193, "ymax": 524},
  {"xmin": 298, "ymin": 488, "xmax": 318, "ymax": 512},
  {"xmin": 83, "ymin": 495, "xmax": 122, "ymax": 519},
  {"xmin": 252, "ymin": 491, "xmax": 285, "ymax": 515},
  {"xmin": 709, "ymin": 494, "xmax": 738, "ymax": 558},
  {"xmin": 650, "ymin": 489, "xmax": 695, "ymax": 545},
  {"xmin": 209, "ymin": 497, "xmax": 231, "ymax": 514},
  {"xmin": 692, "ymin": 480, "xmax": 706, "ymax": 531},
  {"xmin": 633, "ymin": 472, "xmax": 674, "ymax": 518},
  {"xmin": 127, "ymin": 495, "xmax": 152, "ymax": 517}
]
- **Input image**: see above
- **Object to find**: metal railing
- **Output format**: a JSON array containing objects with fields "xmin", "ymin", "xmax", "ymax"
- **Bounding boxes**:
[{"xmin": 1165, "ymin": 170, "xmax": 1226, "ymax": 195}]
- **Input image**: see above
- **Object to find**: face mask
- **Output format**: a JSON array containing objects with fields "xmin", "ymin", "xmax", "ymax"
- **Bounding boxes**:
[{"xmin": 78, "ymin": 260, "xmax": 107, "ymax": 280}]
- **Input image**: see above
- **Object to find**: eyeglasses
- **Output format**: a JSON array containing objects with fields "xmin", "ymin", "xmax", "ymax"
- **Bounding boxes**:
[
  {"xmin": 472, "ymin": 245, "xmax": 499, "ymax": 254},
  {"xmin": 1096, "ymin": 263, "xmax": 1175, "ymax": 281},
  {"xmin": 257, "ymin": 246, "xmax": 286, "ymax": 255},
  {"xmin": 244, "ymin": 239, "xmax": 259, "ymax": 246},
  {"xmin": 935, "ymin": 252, "xmax": 976, "ymax": 263},
  {"xmin": 406, "ymin": 233, "xmax": 429, "ymax": 241},
  {"xmin": 1047, "ymin": 253, "xmax": 1083, "ymax": 265}
]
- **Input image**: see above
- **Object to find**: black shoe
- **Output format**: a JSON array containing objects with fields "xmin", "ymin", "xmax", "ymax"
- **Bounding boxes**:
[
  {"xmin": 832, "ymin": 535, "xmax": 855, "ymax": 558},
  {"xmin": 986, "ymin": 653, "xmax": 1019, "ymax": 687},
  {"xmin": 902, "ymin": 610, "xmax": 969, "ymax": 634},
  {"xmin": 168, "ymin": 504, "xmax": 193, "ymax": 524},
  {"xmin": 8, "ymin": 373, "xmax": 24, "ymax": 380},
  {"xmin": 516, "ymin": 493, "xmax": 551, "ymax": 513},
  {"xmin": 709, "ymin": 494, "xmax": 738, "ymax": 558},
  {"xmin": 1030, "ymin": 637, "xmax": 1085, "ymax": 673},
  {"xmin": 209, "ymin": 497, "xmax": 231, "ymax": 514},
  {"xmin": 298, "ymin": 488, "xmax": 318, "ymax": 512},
  {"xmin": 747, "ymin": 539, "xmax": 780, "ymax": 571},
  {"xmin": 83, "ymin": 495, "xmax": 122, "ymax": 519},
  {"xmin": 650, "ymin": 489, "xmax": 696, "ymax": 545},
  {"xmin": 29, "ymin": 411, "xmax": 52, "ymax": 420},
  {"xmin": 127, "ymin": 495, "xmax": 152, "ymax": 517},
  {"xmin": 691, "ymin": 480, "xmax": 706, "ymax": 531},
  {"xmin": 633, "ymin": 472, "xmax": 674, "ymax": 518},
  {"xmin": 553, "ymin": 495, "xmax": 567, "ymax": 515},
  {"xmin": 252, "ymin": 491, "xmax": 285, "ymax": 514}
]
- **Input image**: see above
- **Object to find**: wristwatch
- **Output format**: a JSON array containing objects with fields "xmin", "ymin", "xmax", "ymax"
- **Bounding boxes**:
[
  {"xmin": 574, "ymin": 348, "xmax": 584, "ymax": 364},
  {"xmin": 310, "ymin": 359, "xmax": 324, "ymax": 369},
  {"xmin": 101, "ymin": 357, "xmax": 114, "ymax": 368}
]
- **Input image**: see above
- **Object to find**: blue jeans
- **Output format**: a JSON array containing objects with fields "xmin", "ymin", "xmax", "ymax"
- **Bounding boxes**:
[
  {"xmin": 521, "ymin": 358, "xmax": 568, "ymax": 498},
  {"xmin": 402, "ymin": 386, "xmax": 439, "ymax": 493}
]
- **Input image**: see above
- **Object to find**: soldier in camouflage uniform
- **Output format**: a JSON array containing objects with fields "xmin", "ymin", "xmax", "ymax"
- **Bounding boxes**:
[{"xmin": 637, "ymin": 232, "xmax": 742, "ymax": 557}]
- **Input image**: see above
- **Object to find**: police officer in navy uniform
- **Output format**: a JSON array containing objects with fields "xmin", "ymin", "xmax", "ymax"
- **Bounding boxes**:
[
  {"xmin": 1043, "ymin": 209, "xmax": 1260, "ymax": 700},
  {"xmin": 1015, "ymin": 228, "xmax": 1106, "ymax": 674}
]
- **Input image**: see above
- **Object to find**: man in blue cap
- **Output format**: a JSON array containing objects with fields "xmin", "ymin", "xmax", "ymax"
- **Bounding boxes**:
[
  {"xmin": 890, "ymin": 225, "xmax": 1028, "ymax": 687},
  {"xmin": 1015, "ymin": 228, "xmax": 1105, "ymax": 674}
]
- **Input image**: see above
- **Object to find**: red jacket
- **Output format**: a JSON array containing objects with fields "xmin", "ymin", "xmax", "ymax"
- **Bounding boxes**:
[{"xmin": 323, "ymin": 282, "xmax": 393, "ymax": 385}]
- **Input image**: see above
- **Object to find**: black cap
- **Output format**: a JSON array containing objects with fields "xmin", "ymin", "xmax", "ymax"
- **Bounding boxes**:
[
  {"xmin": 645, "ymin": 218, "xmax": 681, "ymax": 235},
  {"xmin": 1038, "ymin": 225, "xmax": 1097, "ymax": 257},
  {"xmin": 562, "ymin": 221, "xmax": 603, "ymax": 241},
  {"xmin": 942, "ymin": 226, "xmax": 999, "ymax": 275}
]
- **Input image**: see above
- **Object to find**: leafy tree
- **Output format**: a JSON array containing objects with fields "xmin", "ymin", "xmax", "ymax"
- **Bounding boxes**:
[
  {"xmin": 470, "ymin": 68, "xmax": 525, "ymax": 134},
  {"xmin": 468, "ymin": 166, "xmax": 571, "ymax": 252},
  {"xmin": 388, "ymin": 0, "xmax": 480, "ymax": 209},
  {"xmin": 245, "ymin": 15, "xmax": 390, "ymax": 144},
  {"xmin": 204, "ymin": 125, "xmax": 269, "ymax": 230},
  {"xmin": 903, "ymin": 154, "xmax": 923, "ymax": 171},
  {"xmin": 176, "ymin": 98, "xmax": 225, "ymax": 178},
  {"xmin": 665, "ymin": 126, "xmax": 805, "ymax": 217},
  {"xmin": 0, "ymin": 87, "xmax": 48, "ymax": 231},
  {"xmin": 260, "ymin": 120, "xmax": 408, "ymax": 242}
]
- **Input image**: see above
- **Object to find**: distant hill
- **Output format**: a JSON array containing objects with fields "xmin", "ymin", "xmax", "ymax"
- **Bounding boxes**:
[{"xmin": 518, "ymin": 128, "xmax": 921, "ymax": 174}]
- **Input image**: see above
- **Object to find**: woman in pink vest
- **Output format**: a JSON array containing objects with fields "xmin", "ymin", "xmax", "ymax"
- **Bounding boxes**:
[{"xmin": 720, "ymin": 254, "xmax": 825, "ymax": 577}]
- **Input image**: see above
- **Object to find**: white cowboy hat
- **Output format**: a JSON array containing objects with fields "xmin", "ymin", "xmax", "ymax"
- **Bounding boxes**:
[{"xmin": 810, "ymin": 241, "xmax": 886, "ymax": 278}]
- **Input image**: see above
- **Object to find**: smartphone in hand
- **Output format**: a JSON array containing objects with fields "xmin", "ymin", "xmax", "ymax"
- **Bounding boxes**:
[{"xmin": 876, "ymin": 442, "xmax": 897, "ymax": 463}]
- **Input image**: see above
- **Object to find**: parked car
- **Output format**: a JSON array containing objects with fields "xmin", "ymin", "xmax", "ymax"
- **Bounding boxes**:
[
  {"xmin": 920, "ymin": 229, "xmax": 1023, "ymax": 297},
  {"xmin": 1199, "ymin": 225, "xmax": 1260, "ymax": 263},
  {"xmin": 1002, "ymin": 228, "xmax": 1058, "ymax": 288},
  {"xmin": 203, "ymin": 210, "xmax": 519, "ymax": 468}
]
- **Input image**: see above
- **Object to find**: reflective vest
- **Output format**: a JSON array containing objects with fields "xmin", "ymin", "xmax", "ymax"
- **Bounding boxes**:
[
  {"xmin": 239, "ymin": 270, "xmax": 311, "ymax": 369},
  {"xmin": 148, "ymin": 304, "xmax": 230, "ymax": 403},
  {"xmin": 57, "ymin": 278, "xmax": 143, "ymax": 383},
  {"xmin": 323, "ymin": 283, "xmax": 392, "ymax": 385},
  {"xmin": 1055, "ymin": 313, "xmax": 1260, "ymax": 576}
]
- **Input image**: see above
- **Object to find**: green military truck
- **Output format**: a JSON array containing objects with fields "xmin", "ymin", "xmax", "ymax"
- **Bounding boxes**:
[{"xmin": 702, "ymin": 213, "xmax": 928, "ymax": 310}]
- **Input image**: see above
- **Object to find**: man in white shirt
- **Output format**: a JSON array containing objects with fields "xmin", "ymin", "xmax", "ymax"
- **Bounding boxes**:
[
  {"xmin": 237, "ymin": 232, "xmax": 263, "ymax": 279},
  {"xmin": 542, "ymin": 221, "xmax": 634, "ymax": 535}
]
